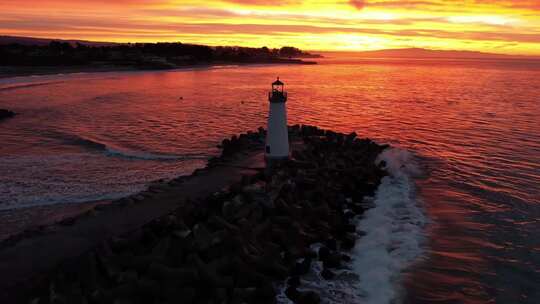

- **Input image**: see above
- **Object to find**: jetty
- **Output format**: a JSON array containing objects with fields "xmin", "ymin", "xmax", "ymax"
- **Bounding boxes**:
[
  {"xmin": 0, "ymin": 125, "xmax": 388, "ymax": 303},
  {"xmin": 0, "ymin": 80, "xmax": 389, "ymax": 303}
]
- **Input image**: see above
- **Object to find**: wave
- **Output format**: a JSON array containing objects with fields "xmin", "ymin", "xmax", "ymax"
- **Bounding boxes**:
[
  {"xmin": 276, "ymin": 148, "xmax": 427, "ymax": 304},
  {"xmin": 351, "ymin": 148, "xmax": 427, "ymax": 304},
  {"xmin": 55, "ymin": 133, "xmax": 208, "ymax": 161},
  {"xmin": 0, "ymin": 81, "xmax": 64, "ymax": 92},
  {"xmin": 66, "ymin": 135, "xmax": 108, "ymax": 151},
  {"xmin": 104, "ymin": 147, "xmax": 207, "ymax": 161}
]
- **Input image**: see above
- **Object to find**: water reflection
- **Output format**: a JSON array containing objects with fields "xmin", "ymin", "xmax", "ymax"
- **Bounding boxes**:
[{"xmin": 1, "ymin": 57, "xmax": 539, "ymax": 303}]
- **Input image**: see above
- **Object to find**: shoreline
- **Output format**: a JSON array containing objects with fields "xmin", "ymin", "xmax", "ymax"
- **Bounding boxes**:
[
  {"xmin": 0, "ymin": 59, "xmax": 316, "ymax": 79},
  {"xmin": 0, "ymin": 128, "xmax": 267, "ymax": 300},
  {"xmin": 0, "ymin": 128, "xmax": 267, "ymax": 246},
  {"xmin": 0, "ymin": 125, "xmax": 388, "ymax": 303},
  {"xmin": 0, "ymin": 199, "xmax": 110, "ymax": 243}
]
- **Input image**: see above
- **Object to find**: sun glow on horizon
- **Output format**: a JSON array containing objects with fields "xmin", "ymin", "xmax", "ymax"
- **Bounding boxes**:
[{"xmin": 0, "ymin": 0, "xmax": 539, "ymax": 55}]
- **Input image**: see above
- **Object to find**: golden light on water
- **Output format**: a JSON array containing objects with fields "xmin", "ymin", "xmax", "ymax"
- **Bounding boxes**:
[{"xmin": 1, "ymin": 0, "xmax": 539, "ymax": 55}]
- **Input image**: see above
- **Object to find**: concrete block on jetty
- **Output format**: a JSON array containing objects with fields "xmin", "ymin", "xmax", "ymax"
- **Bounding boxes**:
[{"xmin": 0, "ymin": 125, "xmax": 389, "ymax": 304}]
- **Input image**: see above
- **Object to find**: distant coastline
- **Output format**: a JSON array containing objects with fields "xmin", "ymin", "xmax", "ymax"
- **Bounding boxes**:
[
  {"xmin": 0, "ymin": 60, "xmax": 316, "ymax": 79},
  {"xmin": 0, "ymin": 36, "xmax": 319, "ymax": 78},
  {"xmin": 321, "ymin": 48, "xmax": 540, "ymax": 61}
]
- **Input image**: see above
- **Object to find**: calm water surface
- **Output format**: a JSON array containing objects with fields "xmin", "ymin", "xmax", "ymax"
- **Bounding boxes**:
[{"xmin": 1, "ymin": 55, "xmax": 539, "ymax": 303}]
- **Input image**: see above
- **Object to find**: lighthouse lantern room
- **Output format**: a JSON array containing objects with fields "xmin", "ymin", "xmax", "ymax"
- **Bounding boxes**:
[{"xmin": 266, "ymin": 77, "xmax": 289, "ymax": 161}]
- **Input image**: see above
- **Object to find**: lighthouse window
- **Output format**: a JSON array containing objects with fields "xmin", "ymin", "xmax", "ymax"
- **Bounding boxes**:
[{"xmin": 266, "ymin": 145, "xmax": 271, "ymax": 153}]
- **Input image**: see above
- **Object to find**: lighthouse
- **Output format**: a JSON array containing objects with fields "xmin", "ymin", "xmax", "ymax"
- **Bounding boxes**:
[{"xmin": 266, "ymin": 77, "xmax": 289, "ymax": 161}]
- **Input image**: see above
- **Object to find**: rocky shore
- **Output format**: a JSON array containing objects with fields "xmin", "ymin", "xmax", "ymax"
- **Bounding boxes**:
[
  {"xmin": 0, "ymin": 109, "xmax": 15, "ymax": 121},
  {"xmin": 3, "ymin": 125, "xmax": 388, "ymax": 304}
]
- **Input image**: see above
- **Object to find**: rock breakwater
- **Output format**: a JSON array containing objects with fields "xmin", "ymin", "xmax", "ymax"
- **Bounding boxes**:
[{"xmin": 14, "ymin": 125, "xmax": 388, "ymax": 304}]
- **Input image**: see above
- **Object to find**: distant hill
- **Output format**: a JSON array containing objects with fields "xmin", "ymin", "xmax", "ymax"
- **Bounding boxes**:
[
  {"xmin": 0, "ymin": 36, "xmax": 317, "ymax": 77},
  {"xmin": 0, "ymin": 36, "xmax": 118, "ymax": 47},
  {"xmin": 350, "ymin": 48, "xmax": 539, "ymax": 60}
]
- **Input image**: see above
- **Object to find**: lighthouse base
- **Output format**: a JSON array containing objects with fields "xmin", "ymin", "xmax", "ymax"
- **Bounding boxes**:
[{"xmin": 264, "ymin": 155, "xmax": 289, "ymax": 174}]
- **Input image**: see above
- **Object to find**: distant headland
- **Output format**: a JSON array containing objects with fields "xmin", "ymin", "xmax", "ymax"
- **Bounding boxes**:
[
  {"xmin": 335, "ymin": 47, "xmax": 540, "ymax": 60},
  {"xmin": 0, "ymin": 36, "xmax": 321, "ymax": 78}
]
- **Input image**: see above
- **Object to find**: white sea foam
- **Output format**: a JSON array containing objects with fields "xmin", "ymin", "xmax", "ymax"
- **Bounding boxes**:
[
  {"xmin": 277, "ymin": 147, "xmax": 427, "ymax": 304},
  {"xmin": 352, "ymin": 147, "xmax": 427, "ymax": 304}
]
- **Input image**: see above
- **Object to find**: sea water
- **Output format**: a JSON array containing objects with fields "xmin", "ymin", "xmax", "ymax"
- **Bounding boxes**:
[{"xmin": 1, "ymin": 55, "xmax": 539, "ymax": 303}]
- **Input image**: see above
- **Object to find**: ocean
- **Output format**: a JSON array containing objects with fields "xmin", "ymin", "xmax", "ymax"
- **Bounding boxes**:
[{"xmin": 1, "ymin": 54, "xmax": 539, "ymax": 303}]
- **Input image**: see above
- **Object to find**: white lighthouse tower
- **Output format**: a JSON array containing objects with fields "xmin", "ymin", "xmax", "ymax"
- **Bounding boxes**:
[{"xmin": 266, "ymin": 77, "xmax": 289, "ymax": 161}]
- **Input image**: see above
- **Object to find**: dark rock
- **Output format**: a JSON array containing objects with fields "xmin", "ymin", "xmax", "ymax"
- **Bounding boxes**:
[
  {"xmin": 118, "ymin": 268, "xmax": 138, "ymax": 282},
  {"xmin": 325, "ymin": 238, "xmax": 337, "ymax": 251},
  {"xmin": 344, "ymin": 223, "xmax": 356, "ymax": 233},
  {"xmin": 161, "ymin": 286, "xmax": 196, "ymax": 303},
  {"xmin": 255, "ymin": 255, "xmax": 289, "ymax": 279},
  {"xmin": 340, "ymin": 234, "xmax": 356, "ymax": 250},
  {"xmin": 120, "ymin": 255, "xmax": 163, "ymax": 273},
  {"xmin": 192, "ymin": 224, "xmax": 212, "ymax": 251},
  {"xmin": 290, "ymin": 257, "xmax": 311, "ymax": 276},
  {"xmin": 346, "ymin": 132, "xmax": 357, "ymax": 143},
  {"xmin": 318, "ymin": 246, "xmax": 330, "ymax": 262},
  {"xmin": 104, "ymin": 282, "xmax": 138, "ymax": 301},
  {"xmin": 285, "ymin": 286, "xmax": 301, "ymax": 302},
  {"xmin": 78, "ymin": 253, "xmax": 98, "ymax": 292},
  {"xmin": 191, "ymin": 254, "xmax": 234, "ymax": 288},
  {"xmin": 232, "ymin": 257, "xmax": 269, "ymax": 287},
  {"xmin": 233, "ymin": 287, "xmax": 256, "ymax": 302},
  {"xmin": 254, "ymin": 281, "xmax": 276, "ymax": 299},
  {"xmin": 0, "ymin": 109, "xmax": 15, "ymax": 121},
  {"xmin": 286, "ymin": 287, "xmax": 321, "ymax": 304},
  {"xmin": 321, "ymin": 268, "xmax": 335, "ymax": 280},
  {"xmin": 147, "ymin": 262, "xmax": 198, "ymax": 283},
  {"xmin": 151, "ymin": 237, "xmax": 170, "ymax": 257},
  {"xmin": 297, "ymin": 290, "xmax": 321, "ymax": 304},
  {"xmin": 343, "ymin": 210, "xmax": 355, "ymax": 219},
  {"xmin": 349, "ymin": 203, "xmax": 365, "ymax": 215},
  {"xmin": 214, "ymin": 287, "xmax": 228, "ymax": 303},
  {"xmin": 136, "ymin": 278, "xmax": 160, "ymax": 298},
  {"xmin": 287, "ymin": 276, "xmax": 301, "ymax": 287},
  {"xmin": 322, "ymin": 252, "xmax": 341, "ymax": 269}
]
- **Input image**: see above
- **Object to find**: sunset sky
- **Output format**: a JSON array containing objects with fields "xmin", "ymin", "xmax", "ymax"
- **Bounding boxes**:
[{"xmin": 1, "ymin": 0, "xmax": 539, "ymax": 55}]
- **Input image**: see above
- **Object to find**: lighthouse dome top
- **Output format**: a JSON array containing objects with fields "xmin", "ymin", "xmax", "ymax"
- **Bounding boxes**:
[
  {"xmin": 272, "ymin": 77, "xmax": 284, "ymax": 86},
  {"xmin": 269, "ymin": 77, "xmax": 287, "ymax": 103}
]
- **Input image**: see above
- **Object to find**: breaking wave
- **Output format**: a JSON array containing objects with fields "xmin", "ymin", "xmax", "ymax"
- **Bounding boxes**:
[
  {"xmin": 277, "ymin": 147, "xmax": 427, "ymax": 304},
  {"xmin": 56, "ymin": 133, "xmax": 208, "ymax": 161},
  {"xmin": 351, "ymin": 148, "xmax": 427, "ymax": 304}
]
